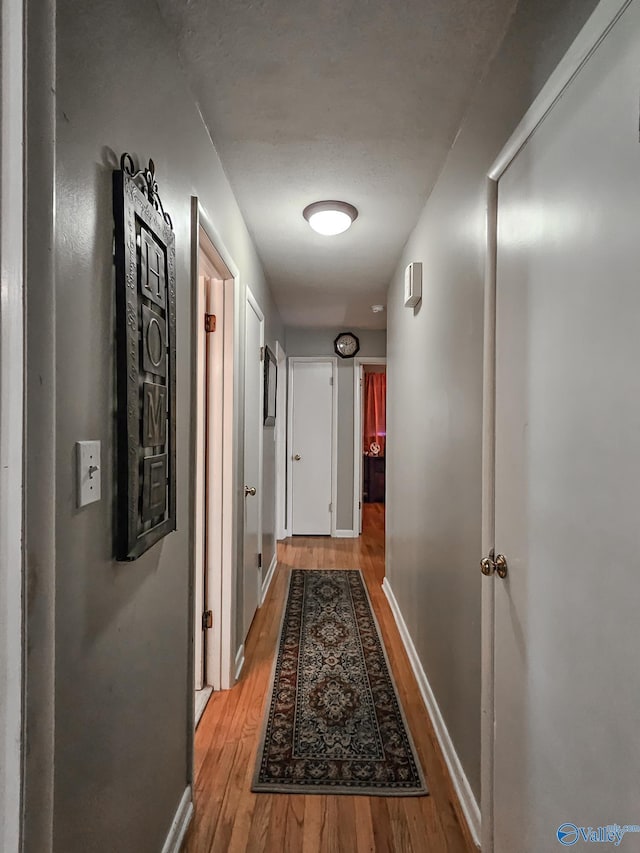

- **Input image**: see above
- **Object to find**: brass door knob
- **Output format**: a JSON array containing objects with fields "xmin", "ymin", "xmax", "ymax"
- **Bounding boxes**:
[
  {"xmin": 294, "ymin": 454, "xmax": 301, "ymax": 461},
  {"xmin": 244, "ymin": 485, "xmax": 257, "ymax": 497},
  {"xmin": 480, "ymin": 556, "xmax": 495, "ymax": 576},
  {"xmin": 495, "ymin": 554, "xmax": 508, "ymax": 579}
]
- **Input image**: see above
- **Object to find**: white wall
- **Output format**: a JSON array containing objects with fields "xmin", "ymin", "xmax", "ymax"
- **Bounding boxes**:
[
  {"xmin": 385, "ymin": 0, "xmax": 600, "ymax": 804},
  {"xmin": 24, "ymin": 0, "xmax": 283, "ymax": 850},
  {"xmin": 285, "ymin": 327, "xmax": 386, "ymax": 531}
]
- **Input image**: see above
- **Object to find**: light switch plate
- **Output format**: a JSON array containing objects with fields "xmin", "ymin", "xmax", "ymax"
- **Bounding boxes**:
[{"xmin": 76, "ymin": 440, "xmax": 101, "ymax": 507}]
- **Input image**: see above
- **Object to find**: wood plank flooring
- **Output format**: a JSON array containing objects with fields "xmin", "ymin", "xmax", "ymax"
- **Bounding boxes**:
[{"xmin": 183, "ymin": 505, "xmax": 475, "ymax": 853}]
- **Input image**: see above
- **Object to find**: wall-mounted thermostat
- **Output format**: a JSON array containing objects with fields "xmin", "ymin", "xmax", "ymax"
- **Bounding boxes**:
[{"xmin": 404, "ymin": 262, "xmax": 422, "ymax": 308}]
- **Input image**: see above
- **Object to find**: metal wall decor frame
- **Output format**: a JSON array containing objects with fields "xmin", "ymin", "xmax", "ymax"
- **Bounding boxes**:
[
  {"xmin": 113, "ymin": 153, "xmax": 177, "ymax": 560},
  {"xmin": 264, "ymin": 345, "xmax": 277, "ymax": 426}
]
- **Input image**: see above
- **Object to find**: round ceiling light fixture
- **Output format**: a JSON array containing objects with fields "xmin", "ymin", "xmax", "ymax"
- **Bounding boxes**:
[{"xmin": 303, "ymin": 200, "xmax": 358, "ymax": 236}]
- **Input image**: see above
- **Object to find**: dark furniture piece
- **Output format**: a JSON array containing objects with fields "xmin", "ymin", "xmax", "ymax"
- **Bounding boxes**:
[{"xmin": 363, "ymin": 455, "xmax": 385, "ymax": 503}]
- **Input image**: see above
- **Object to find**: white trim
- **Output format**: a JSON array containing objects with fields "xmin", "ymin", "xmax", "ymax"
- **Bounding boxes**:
[
  {"xmin": 383, "ymin": 578, "xmax": 480, "ymax": 847},
  {"xmin": 330, "ymin": 360, "xmax": 338, "ymax": 537},
  {"xmin": 198, "ymin": 208, "xmax": 242, "ymax": 693},
  {"xmin": 1, "ymin": 0, "xmax": 24, "ymax": 849},
  {"xmin": 234, "ymin": 644, "xmax": 245, "ymax": 682},
  {"xmin": 352, "ymin": 357, "xmax": 387, "ymax": 535},
  {"xmin": 194, "ymin": 686, "xmax": 213, "ymax": 729},
  {"xmin": 287, "ymin": 357, "xmax": 338, "ymax": 537},
  {"xmin": 481, "ymin": 4, "xmax": 631, "ymax": 851},
  {"xmin": 480, "ymin": 179, "xmax": 497, "ymax": 853},
  {"xmin": 489, "ymin": 0, "xmax": 631, "ymax": 181},
  {"xmin": 191, "ymin": 199, "xmax": 239, "ymax": 694},
  {"xmin": 274, "ymin": 341, "xmax": 288, "ymax": 540},
  {"xmin": 160, "ymin": 786, "xmax": 193, "ymax": 853},
  {"xmin": 244, "ymin": 287, "xmax": 264, "ymax": 637},
  {"xmin": 260, "ymin": 553, "xmax": 277, "ymax": 605},
  {"xmin": 334, "ymin": 529, "xmax": 357, "ymax": 539}
]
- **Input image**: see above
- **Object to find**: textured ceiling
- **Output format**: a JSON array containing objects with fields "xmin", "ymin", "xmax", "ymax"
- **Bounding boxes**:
[{"xmin": 157, "ymin": 0, "xmax": 516, "ymax": 329}]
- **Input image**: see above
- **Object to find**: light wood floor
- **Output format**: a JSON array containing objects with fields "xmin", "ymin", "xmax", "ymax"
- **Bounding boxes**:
[{"xmin": 183, "ymin": 505, "xmax": 475, "ymax": 853}]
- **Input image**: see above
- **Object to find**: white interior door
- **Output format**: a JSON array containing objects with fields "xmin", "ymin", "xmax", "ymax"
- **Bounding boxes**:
[
  {"xmin": 242, "ymin": 291, "xmax": 263, "ymax": 640},
  {"xmin": 493, "ymin": 5, "xmax": 640, "ymax": 850},
  {"xmin": 290, "ymin": 360, "xmax": 334, "ymax": 535}
]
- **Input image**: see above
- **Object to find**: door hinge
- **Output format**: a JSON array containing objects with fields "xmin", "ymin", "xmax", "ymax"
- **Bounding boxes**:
[
  {"xmin": 205, "ymin": 313, "xmax": 216, "ymax": 333},
  {"xmin": 258, "ymin": 552, "xmax": 262, "ymax": 568},
  {"xmin": 202, "ymin": 610, "xmax": 213, "ymax": 630},
  {"xmin": 329, "ymin": 376, "xmax": 334, "ymax": 386},
  {"xmin": 359, "ymin": 501, "xmax": 362, "ymax": 510},
  {"xmin": 329, "ymin": 502, "xmax": 333, "ymax": 513},
  {"xmin": 260, "ymin": 346, "xmax": 265, "ymax": 361}
]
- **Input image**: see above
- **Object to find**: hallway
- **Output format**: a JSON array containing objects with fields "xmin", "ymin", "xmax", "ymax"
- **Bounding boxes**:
[
  {"xmin": 9, "ymin": 2, "xmax": 631, "ymax": 851},
  {"xmin": 184, "ymin": 506, "xmax": 473, "ymax": 853}
]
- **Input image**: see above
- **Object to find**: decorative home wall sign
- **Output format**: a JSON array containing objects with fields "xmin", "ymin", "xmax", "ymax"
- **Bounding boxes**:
[{"xmin": 113, "ymin": 154, "xmax": 176, "ymax": 560}]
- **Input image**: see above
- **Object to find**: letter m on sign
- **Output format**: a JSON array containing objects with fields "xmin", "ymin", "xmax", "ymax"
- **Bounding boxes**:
[{"xmin": 142, "ymin": 382, "xmax": 167, "ymax": 447}]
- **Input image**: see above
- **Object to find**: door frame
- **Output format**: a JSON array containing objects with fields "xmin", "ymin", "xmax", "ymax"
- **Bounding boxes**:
[
  {"xmin": 480, "ymin": 2, "xmax": 631, "ymax": 850},
  {"xmin": 1, "ymin": 0, "xmax": 24, "ymax": 847},
  {"xmin": 287, "ymin": 357, "xmax": 338, "ymax": 537},
  {"xmin": 243, "ymin": 286, "xmax": 264, "ymax": 633},
  {"xmin": 352, "ymin": 357, "xmax": 387, "ymax": 536},
  {"xmin": 275, "ymin": 341, "xmax": 288, "ymax": 540},
  {"xmin": 190, "ymin": 197, "xmax": 239, "ymax": 711}
]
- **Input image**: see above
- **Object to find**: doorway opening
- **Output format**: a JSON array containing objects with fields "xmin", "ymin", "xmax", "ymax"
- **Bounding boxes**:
[
  {"xmin": 241, "ymin": 288, "xmax": 264, "ymax": 647},
  {"xmin": 353, "ymin": 358, "xmax": 387, "ymax": 539},
  {"xmin": 191, "ymin": 199, "xmax": 237, "ymax": 727}
]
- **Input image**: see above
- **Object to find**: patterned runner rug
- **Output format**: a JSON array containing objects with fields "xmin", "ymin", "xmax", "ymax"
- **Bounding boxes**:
[{"xmin": 252, "ymin": 569, "xmax": 427, "ymax": 796}]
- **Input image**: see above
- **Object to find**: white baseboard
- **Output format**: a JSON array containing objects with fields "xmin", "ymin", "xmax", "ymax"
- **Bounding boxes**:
[
  {"xmin": 334, "ymin": 529, "xmax": 357, "ymax": 538},
  {"xmin": 194, "ymin": 685, "xmax": 213, "ymax": 728},
  {"xmin": 261, "ymin": 554, "xmax": 277, "ymax": 604},
  {"xmin": 382, "ymin": 578, "xmax": 481, "ymax": 848},
  {"xmin": 234, "ymin": 643, "xmax": 245, "ymax": 682},
  {"xmin": 161, "ymin": 785, "xmax": 193, "ymax": 853}
]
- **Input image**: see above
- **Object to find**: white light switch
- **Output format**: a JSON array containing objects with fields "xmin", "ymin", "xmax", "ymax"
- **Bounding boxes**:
[{"xmin": 76, "ymin": 440, "xmax": 101, "ymax": 507}]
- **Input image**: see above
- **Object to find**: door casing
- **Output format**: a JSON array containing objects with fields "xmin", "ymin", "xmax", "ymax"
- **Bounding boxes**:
[
  {"xmin": 190, "ymin": 198, "xmax": 239, "ymax": 711},
  {"xmin": 275, "ymin": 341, "xmax": 288, "ymax": 540},
  {"xmin": 352, "ymin": 357, "xmax": 387, "ymax": 537},
  {"xmin": 1, "ymin": 0, "xmax": 25, "ymax": 847}
]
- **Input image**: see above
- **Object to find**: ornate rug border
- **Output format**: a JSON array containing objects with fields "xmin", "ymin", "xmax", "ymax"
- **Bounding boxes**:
[{"xmin": 251, "ymin": 568, "xmax": 428, "ymax": 797}]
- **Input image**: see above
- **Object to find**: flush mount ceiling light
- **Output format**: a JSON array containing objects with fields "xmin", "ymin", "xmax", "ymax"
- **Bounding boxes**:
[{"xmin": 303, "ymin": 200, "xmax": 358, "ymax": 236}]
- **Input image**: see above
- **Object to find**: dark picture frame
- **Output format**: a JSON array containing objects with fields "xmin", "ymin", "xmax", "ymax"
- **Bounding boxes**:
[
  {"xmin": 264, "ymin": 346, "xmax": 277, "ymax": 426},
  {"xmin": 113, "ymin": 154, "xmax": 177, "ymax": 560}
]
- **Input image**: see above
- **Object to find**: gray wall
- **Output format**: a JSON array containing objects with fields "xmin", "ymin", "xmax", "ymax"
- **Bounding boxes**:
[
  {"xmin": 385, "ymin": 0, "xmax": 600, "ymax": 804},
  {"xmin": 25, "ymin": 0, "xmax": 282, "ymax": 850},
  {"xmin": 285, "ymin": 327, "xmax": 386, "ymax": 531}
]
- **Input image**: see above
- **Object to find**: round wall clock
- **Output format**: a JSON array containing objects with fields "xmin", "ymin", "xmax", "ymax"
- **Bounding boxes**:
[{"xmin": 334, "ymin": 332, "xmax": 360, "ymax": 359}]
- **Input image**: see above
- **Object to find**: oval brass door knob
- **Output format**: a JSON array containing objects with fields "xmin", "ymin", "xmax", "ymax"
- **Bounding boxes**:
[
  {"xmin": 294, "ymin": 454, "xmax": 301, "ymax": 461},
  {"xmin": 244, "ymin": 485, "xmax": 257, "ymax": 497},
  {"xmin": 495, "ymin": 554, "xmax": 508, "ymax": 579},
  {"xmin": 480, "ymin": 556, "xmax": 495, "ymax": 576}
]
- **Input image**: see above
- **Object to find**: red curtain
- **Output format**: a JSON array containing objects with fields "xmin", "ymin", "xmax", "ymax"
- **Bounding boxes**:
[{"xmin": 363, "ymin": 373, "xmax": 386, "ymax": 457}]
